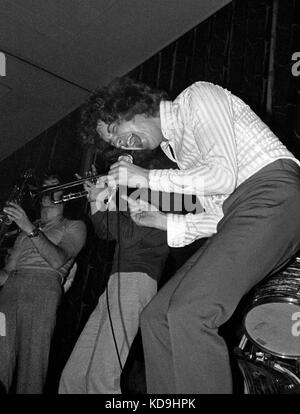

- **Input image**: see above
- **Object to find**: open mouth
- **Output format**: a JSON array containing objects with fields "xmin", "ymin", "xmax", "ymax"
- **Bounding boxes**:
[{"xmin": 121, "ymin": 133, "xmax": 143, "ymax": 150}]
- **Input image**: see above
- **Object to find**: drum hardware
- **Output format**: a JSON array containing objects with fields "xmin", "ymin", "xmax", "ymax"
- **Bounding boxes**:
[
  {"xmin": 238, "ymin": 335, "xmax": 300, "ymax": 376},
  {"xmin": 235, "ymin": 344, "xmax": 300, "ymax": 394}
]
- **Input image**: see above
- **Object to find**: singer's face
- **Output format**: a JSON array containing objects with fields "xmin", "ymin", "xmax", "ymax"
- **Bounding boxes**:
[{"xmin": 97, "ymin": 115, "xmax": 164, "ymax": 150}]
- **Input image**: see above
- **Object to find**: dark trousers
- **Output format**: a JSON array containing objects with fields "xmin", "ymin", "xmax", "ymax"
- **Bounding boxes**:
[
  {"xmin": 0, "ymin": 270, "xmax": 61, "ymax": 393},
  {"xmin": 140, "ymin": 159, "xmax": 300, "ymax": 394}
]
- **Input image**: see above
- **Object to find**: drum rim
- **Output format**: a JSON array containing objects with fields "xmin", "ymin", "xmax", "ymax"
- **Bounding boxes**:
[
  {"xmin": 242, "ymin": 329, "xmax": 300, "ymax": 360},
  {"xmin": 242, "ymin": 327, "xmax": 300, "ymax": 360},
  {"xmin": 249, "ymin": 296, "xmax": 300, "ymax": 308}
]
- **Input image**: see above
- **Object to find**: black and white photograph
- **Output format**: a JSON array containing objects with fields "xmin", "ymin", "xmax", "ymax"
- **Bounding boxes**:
[{"xmin": 0, "ymin": 0, "xmax": 299, "ymax": 399}]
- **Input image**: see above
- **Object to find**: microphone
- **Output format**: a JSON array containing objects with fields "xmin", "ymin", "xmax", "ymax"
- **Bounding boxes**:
[
  {"xmin": 117, "ymin": 154, "xmax": 133, "ymax": 164},
  {"xmin": 105, "ymin": 154, "xmax": 133, "ymax": 205}
]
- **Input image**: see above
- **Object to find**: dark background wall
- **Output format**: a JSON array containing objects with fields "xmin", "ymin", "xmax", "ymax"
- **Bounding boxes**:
[
  {"xmin": 128, "ymin": 0, "xmax": 300, "ymax": 155},
  {"xmin": 0, "ymin": 0, "xmax": 299, "ymax": 393}
]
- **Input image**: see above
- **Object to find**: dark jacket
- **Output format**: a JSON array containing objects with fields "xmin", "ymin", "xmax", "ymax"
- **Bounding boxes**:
[{"xmin": 91, "ymin": 209, "xmax": 169, "ymax": 282}]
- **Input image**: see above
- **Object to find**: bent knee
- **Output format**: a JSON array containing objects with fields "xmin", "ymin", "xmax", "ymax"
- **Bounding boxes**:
[{"xmin": 167, "ymin": 298, "xmax": 228, "ymax": 330}]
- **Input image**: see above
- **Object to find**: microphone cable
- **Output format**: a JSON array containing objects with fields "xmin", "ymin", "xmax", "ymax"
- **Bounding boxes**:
[
  {"xmin": 85, "ymin": 154, "xmax": 133, "ymax": 390},
  {"xmin": 105, "ymin": 205, "xmax": 123, "ymax": 371},
  {"xmin": 85, "ymin": 191, "xmax": 123, "ymax": 391},
  {"xmin": 104, "ymin": 153, "xmax": 134, "ymax": 372}
]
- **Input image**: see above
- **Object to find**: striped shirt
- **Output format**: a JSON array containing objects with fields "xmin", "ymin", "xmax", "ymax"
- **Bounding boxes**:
[{"xmin": 149, "ymin": 81, "xmax": 300, "ymax": 247}]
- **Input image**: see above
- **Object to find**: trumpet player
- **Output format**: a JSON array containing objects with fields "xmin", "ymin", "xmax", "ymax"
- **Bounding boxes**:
[{"xmin": 0, "ymin": 174, "xmax": 87, "ymax": 394}]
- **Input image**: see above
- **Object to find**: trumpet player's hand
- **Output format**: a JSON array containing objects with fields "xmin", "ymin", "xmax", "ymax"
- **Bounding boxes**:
[
  {"xmin": 75, "ymin": 166, "xmax": 112, "ymax": 211},
  {"xmin": 3, "ymin": 202, "xmax": 35, "ymax": 234},
  {"xmin": 75, "ymin": 165, "xmax": 99, "ymax": 203}
]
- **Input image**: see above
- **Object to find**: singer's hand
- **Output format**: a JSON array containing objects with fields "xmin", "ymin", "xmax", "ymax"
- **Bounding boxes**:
[
  {"xmin": 122, "ymin": 195, "xmax": 167, "ymax": 231},
  {"xmin": 108, "ymin": 161, "xmax": 149, "ymax": 188}
]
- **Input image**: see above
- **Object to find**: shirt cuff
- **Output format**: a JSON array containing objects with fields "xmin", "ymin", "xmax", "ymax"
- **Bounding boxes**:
[{"xmin": 167, "ymin": 214, "xmax": 186, "ymax": 247}]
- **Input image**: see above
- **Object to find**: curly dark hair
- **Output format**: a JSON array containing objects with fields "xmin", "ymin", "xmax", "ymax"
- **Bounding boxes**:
[{"xmin": 80, "ymin": 76, "xmax": 168, "ymax": 149}]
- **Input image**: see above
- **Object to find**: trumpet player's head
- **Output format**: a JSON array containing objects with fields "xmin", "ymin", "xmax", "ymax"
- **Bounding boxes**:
[{"xmin": 39, "ymin": 173, "xmax": 64, "ymax": 220}]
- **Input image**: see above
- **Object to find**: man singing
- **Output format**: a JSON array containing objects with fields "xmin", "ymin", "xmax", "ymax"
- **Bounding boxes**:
[{"xmin": 80, "ymin": 77, "xmax": 300, "ymax": 393}]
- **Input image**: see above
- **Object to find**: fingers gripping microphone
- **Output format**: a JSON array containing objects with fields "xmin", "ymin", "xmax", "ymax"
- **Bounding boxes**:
[
  {"xmin": 117, "ymin": 154, "xmax": 133, "ymax": 164},
  {"xmin": 106, "ymin": 154, "xmax": 133, "ymax": 205}
]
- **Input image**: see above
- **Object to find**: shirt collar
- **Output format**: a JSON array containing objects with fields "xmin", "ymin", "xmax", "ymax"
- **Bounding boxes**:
[
  {"xmin": 159, "ymin": 100, "xmax": 177, "ymax": 161},
  {"xmin": 160, "ymin": 100, "xmax": 175, "ymax": 141}
]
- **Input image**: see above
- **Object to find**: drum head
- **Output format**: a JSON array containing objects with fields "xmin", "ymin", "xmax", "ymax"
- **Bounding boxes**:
[{"xmin": 244, "ymin": 302, "xmax": 300, "ymax": 358}]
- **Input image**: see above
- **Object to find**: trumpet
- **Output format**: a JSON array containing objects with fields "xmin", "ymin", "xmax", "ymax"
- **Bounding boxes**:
[
  {"xmin": 34, "ymin": 154, "xmax": 134, "ymax": 204},
  {"xmin": 33, "ymin": 173, "xmax": 107, "ymax": 204}
]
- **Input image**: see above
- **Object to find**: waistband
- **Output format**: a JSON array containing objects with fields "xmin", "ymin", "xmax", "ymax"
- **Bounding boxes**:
[
  {"xmin": 13, "ymin": 267, "xmax": 63, "ymax": 284},
  {"xmin": 254, "ymin": 158, "xmax": 300, "ymax": 177}
]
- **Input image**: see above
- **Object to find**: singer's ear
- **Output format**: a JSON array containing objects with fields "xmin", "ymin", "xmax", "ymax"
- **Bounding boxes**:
[{"xmin": 96, "ymin": 120, "xmax": 107, "ymax": 138}]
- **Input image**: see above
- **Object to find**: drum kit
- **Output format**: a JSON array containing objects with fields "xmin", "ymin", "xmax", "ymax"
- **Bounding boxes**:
[{"xmin": 235, "ymin": 256, "xmax": 300, "ymax": 394}]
